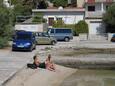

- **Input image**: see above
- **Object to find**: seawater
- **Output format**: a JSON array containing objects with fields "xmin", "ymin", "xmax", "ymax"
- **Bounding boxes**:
[{"xmin": 60, "ymin": 69, "xmax": 115, "ymax": 86}]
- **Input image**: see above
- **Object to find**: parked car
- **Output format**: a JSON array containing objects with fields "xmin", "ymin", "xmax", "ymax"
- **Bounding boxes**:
[
  {"xmin": 47, "ymin": 28, "xmax": 73, "ymax": 42},
  {"xmin": 36, "ymin": 32, "xmax": 57, "ymax": 45},
  {"xmin": 12, "ymin": 31, "xmax": 36, "ymax": 51},
  {"xmin": 111, "ymin": 34, "xmax": 115, "ymax": 42}
]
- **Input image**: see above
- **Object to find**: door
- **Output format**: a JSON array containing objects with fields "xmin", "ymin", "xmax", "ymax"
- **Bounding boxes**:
[
  {"xmin": 37, "ymin": 33, "xmax": 51, "ymax": 44},
  {"xmin": 89, "ymin": 21, "xmax": 104, "ymax": 34},
  {"xmin": 48, "ymin": 17, "xmax": 54, "ymax": 26}
]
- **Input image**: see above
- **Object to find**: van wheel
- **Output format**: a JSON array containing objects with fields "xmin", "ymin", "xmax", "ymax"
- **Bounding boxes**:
[
  {"xmin": 51, "ymin": 41, "xmax": 56, "ymax": 45},
  {"xmin": 64, "ymin": 37, "xmax": 70, "ymax": 42}
]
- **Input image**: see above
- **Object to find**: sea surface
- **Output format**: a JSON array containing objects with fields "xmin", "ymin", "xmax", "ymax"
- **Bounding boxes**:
[{"xmin": 61, "ymin": 69, "xmax": 115, "ymax": 86}]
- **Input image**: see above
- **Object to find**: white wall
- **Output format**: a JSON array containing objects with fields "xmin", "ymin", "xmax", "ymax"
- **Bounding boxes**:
[
  {"xmin": 85, "ymin": 3, "xmax": 110, "ymax": 12},
  {"xmin": 15, "ymin": 24, "xmax": 45, "ymax": 32},
  {"xmin": 43, "ymin": 12, "xmax": 84, "ymax": 24},
  {"xmin": 86, "ymin": 19, "xmax": 105, "ymax": 34},
  {"xmin": 85, "ymin": 3, "xmax": 101, "ymax": 11}
]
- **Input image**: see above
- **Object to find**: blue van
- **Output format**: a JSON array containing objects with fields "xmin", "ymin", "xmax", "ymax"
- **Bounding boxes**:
[
  {"xmin": 12, "ymin": 31, "xmax": 36, "ymax": 51},
  {"xmin": 48, "ymin": 28, "xmax": 73, "ymax": 42}
]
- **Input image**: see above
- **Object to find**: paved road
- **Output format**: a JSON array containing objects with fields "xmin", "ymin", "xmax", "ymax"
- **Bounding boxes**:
[
  {"xmin": 0, "ymin": 49, "xmax": 36, "ymax": 86},
  {"xmin": 0, "ymin": 37, "xmax": 115, "ymax": 86}
]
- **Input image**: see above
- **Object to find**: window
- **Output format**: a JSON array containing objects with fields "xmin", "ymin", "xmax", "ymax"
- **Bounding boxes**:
[
  {"xmin": 16, "ymin": 34, "xmax": 31, "ymax": 40},
  {"xmin": 48, "ymin": 17, "xmax": 54, "ymax": 26},
  {"xmin": 50, "ymin": 29, "xmax": 54, "ymax": 33},
  {"xmin": 88, "ymin": 6, "xmax": 95, "ymax": 11},
  {"xmin": 106, "ymin": 5, "xmax": 109, "ymax": 10},
  {"xmin": 56, "ymin": 18, "xmax": 62, "ymax": 21},
  {"xmin": 63, "ymin": 29, "xmax": 71, "ymax": 33},
  {"xmin": 56, "ymin": 29, "xmax": 71, "ymax": 33},
  {"xmin": 56, "ymin": 29, "xmax": 63, "ymax": 33}
]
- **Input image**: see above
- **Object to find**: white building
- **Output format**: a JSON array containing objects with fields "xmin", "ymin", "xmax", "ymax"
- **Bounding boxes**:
[
  {"xmin": 85, "ymin": 0, "xmax": 115, "ymax": 34},
  {"xmin": 32, "ymin": 8, "xmax": 85, "ymax": 26},
  {"xmin": 3, "ymin": 0, "xmax": 14, "ymax": 8},
  {"xmin": 32, "ymin": 0, "xmax": 115, "ymax": 35},
  {"xmin": 3, "ymin": 0, "xmax": 10, "ymax": 7}
]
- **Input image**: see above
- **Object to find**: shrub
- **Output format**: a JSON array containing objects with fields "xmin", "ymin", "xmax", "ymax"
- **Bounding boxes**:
[
  {"xmin": 0, "ymin": 37, "xmax": 8, "ymax": 49},
  {"xmin": 52, "ymin": 0, "xmax": 68, "ymax": 7},
  {"xmin": 53, "ymin": 20, "xmax": 64, "ymax": 27},
  {"xmin": 37, "ymin": 1, "xmax": 48, "ymax": 9},
  {"xmin": 75, "ymin": 20, "xmax": 88, "ymax": 34},
  {"xmin": 32, "ymin": 13, "xmax": 44, "ymax": 23}
]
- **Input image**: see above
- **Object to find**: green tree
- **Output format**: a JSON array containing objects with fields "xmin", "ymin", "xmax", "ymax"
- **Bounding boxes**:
[
  {"xmin": 52, "ymin": 0, "xmax": 68, "ymax": 7},
  {"xmin": 0, "ymin": 0, "xmax": 3, "ymax": 7},
  {"xmin": 14, "ymin": 4, "xmax": 32, "ymax": 16},
  {"xmin": 0, "ymin": 6, "xmax": 13, "ymax": 48},
  {"xmin": 75, "ymin": 20, "xmax": 88, "ymax": 34},
  {"xmin": 38, "ymin": 0, "xmax": 48, "ymax": 9},
  {"xmin": 103, "ymin": 3, "xmax": 115, "ymax": 33},
  {"xmin": 10, "ymin": 0, "xmax": 22, "ymax": 5}
]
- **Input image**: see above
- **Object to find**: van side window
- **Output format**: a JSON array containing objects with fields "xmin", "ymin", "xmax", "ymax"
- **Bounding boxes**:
[
  {"xmin": 63, "ymin": 29, "xmax": 71, "ymax": 33},
  {"xmin": 51, "ymin": 29, "xmax": 54, "ymax": 33},
  {"xmin": 56, "ymin": 29, "xmax": 63, "ymax": 33},
  {"xmin": 56, "ymin": 29, "xmax": 71, "ymax": 33}
]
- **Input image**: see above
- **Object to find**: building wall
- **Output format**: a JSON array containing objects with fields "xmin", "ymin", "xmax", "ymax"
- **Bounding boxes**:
[
  {"xmin": 85, "ymin": 2, "xmax": 112, "ymax": 13},
  {"xmin": 43, "ymin": 12, "xmax": 84, "ymax": 24},
  {"xmin": 85, "ymin": 3, "xmax": 102, "ymax": 11},
  {"xmin": 85, "ymin": 19, "xmax": 105, "ymax": 34},
  {"xmin": 84, "ymin": 1, "xmax": 115, "ymax": 20},
  {"xmin": 15, "ymin": 24, "xmax": 47, "ymax": 32},
  {"xmin": 77, "ymin": 0, "xmax": 85, "ymax": 8}
]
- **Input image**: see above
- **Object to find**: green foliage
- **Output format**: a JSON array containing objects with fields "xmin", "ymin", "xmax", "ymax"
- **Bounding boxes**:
[
  {"xmin": 10, "ymin": 0, "xmax": 22, "ymax": 5},
  {"xmin": 0, "ymin": 6, "xmax": 13, "ymax": 48},
  {"xmin": 0, "ymin": 8, "xmax": 9, "ymax": 27},
  {"xmin": 42, "ymin": 18, "xmax": 47, "ymax": 23},
  {"xmin": 32, "ymin": 13, "xmax": 46, "ymax": 23},
  {"xmin": 0, "ymin": 0, "xmax": 3, "ymax": 7},
  {"xmin": 14, "ymin": 4, "xmax": 32, "ymax": 16},
  {"xmin": 53, "ymin": 20, "xmax": 64, "ymax": 27},
  {"xmin": 103, "ymin": 3, "xmax": 115, "ymax": 32},
  {"xmin": 52, "ymin": 0, "xmax": 68, "ymax": 7},
  {"xmin": 0, "ymin": 37, "xmax": 9, "ymax": 49},
  {"xmin": 38, "ymin": 1, "xmax": 48, "ymax": 9},
  {"xmin": 75, "ymin": 20, "xmax": 88, "ymax": 34}
]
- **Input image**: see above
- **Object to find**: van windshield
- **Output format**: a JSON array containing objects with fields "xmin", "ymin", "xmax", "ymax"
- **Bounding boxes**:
[{"xmin": 16, "ymin": 34, "xmax": 31, "ymax": 40}]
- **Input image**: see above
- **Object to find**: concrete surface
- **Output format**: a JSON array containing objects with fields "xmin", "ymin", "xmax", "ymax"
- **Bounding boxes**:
[
  {"xmin": 4, "ymin": 65, "xmax": 76, "ymax": 86},
  {"xmin": 0, "ymin": 37, "xmax": 115, "ymax": 86}
]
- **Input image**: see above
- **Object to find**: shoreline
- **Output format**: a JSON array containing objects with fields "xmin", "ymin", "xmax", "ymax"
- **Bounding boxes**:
[{"xmin": 4, "ymin": 65, "xmax": 76, "ymax": 86}]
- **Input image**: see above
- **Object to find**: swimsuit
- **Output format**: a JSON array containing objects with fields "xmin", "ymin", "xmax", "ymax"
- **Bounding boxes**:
[
  {"xmin": 27, "ymin": 62, "xmax": 46, "ymax": 69},
  {"xmin": 38, "ymin": 62, "xmax": 46, "ymax": 69}
]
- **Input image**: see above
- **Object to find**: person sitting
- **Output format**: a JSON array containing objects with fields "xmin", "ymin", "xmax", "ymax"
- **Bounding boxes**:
[
  {"xmin": 45, "ymin": 54, "xmax": 55, "ymax": 71},
  {"xmin": 27, "ymin": 54, "xmax": 55, "ymax": 71}
]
